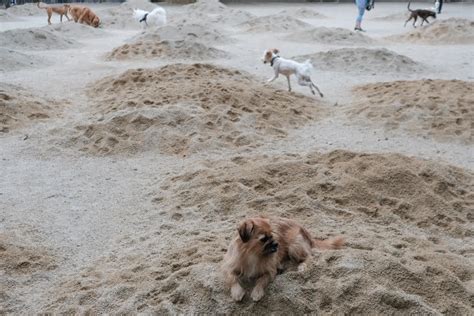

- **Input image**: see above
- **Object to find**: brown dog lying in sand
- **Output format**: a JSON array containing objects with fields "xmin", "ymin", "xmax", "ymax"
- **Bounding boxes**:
[
  {"xmin": 37, "ymin": 2, "xmax": 70, "ymax": 25},
  {"xmin": 222, "ymin": 216, "xmax": 344, "ymax": 301},
  {"xmin": 69, "ymin": 6, "xmax": 100, "ymax": 28}
]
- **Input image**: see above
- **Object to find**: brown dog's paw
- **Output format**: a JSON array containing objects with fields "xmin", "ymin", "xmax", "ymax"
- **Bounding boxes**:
[
  {"xmin": 250, "ymin": 286, "xmax": 265, "ymax": 301},
  {"xmin": 231, "ymin": 284, "xmax": 246, "ymax": 302}
]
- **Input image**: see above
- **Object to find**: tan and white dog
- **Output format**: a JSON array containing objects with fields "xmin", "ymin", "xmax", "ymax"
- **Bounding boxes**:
[
  {"xmin": 37, "ymin": 2, "xmax": 70, "ymax": 25},
  {"xmin": 262, "ymin": 48, "xmax": 324, "ymax": 97},
  {"xmin": 222, "ymin": 216, "xmax": 343, "ymax": 302}
]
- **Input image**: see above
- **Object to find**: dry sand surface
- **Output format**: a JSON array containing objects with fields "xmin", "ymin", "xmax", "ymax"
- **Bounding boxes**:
[{"xmin": 1, "ymin": 0, "xmax": 473, "ymax": 314}]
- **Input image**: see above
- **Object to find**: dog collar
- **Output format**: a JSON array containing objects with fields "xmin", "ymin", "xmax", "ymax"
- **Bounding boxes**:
[
  {"xmin": 270, "ymin": 56, "xmax": 280, "ymax": 67},
  {"xmin": 139, "ymin": 13, "xmax": 149, "ymax": 23}
]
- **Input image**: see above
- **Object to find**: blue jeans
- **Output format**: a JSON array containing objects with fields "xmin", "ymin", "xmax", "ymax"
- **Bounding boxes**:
[{"xmin": 356, "ymin": 0, "xmax": 367, "ymax": 22}]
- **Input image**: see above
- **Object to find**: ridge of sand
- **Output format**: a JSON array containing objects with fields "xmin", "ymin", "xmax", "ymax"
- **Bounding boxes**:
[
  {"xmin": 239, "ymin": 14, "xmax": 312, "ymax": 33},
  {"xmin": 386, "ymin": 18, "xmax": 474, "ymax": 44},
  {"xmin": 0, "ymin": 27, "xmax": 78, "ymax": 50},
  {"xmin": 43, "ymin": 22, "xmax": 108, "ymax": 39},
  {"xmin": 348, "ymin": 79, "xmax": 474, "ymax": 144},
  {"xmin": 36, "ymin": 150, "xmax": 473, "ymax": 314},
  {"xmin": 278, "ymin": 7, "xmax": 328, "ymax": 19},
  {"xmin": 0, "ymin": 83, "xmax": 63, "ymax": 133},
  {"xmin": 0, "ymin": 48, "xmax": 52, "ymax": 72},
  {"xmin": 106, "ymin": 39, "xmax": 229, "ymax": 61},
  {"xmin": 294, "ymin": 48, "xmax": 426, "ymax": 74},
  {"xmin": 6, "ymin": 3, "xmax": 43, "ymax": 16},
  {"xmin": 176, "ymin": 0, "xmax": 254, "ymax": 26},
  {"xmin": 285, "ymin": 26, "xmax": 375, "ymax": 45},
  {"xmin": 0, "ymin": 9, "xmax": 23, "ymax": 21},
  {"xmin": 59, "ymin": 64, "xmax": 325, "ymax": 156}
]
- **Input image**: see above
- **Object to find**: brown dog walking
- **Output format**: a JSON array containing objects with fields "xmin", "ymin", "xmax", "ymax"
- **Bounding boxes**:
[{"xmin": 37, "ymin": 2, "xmax": 70, "ymax": 25}]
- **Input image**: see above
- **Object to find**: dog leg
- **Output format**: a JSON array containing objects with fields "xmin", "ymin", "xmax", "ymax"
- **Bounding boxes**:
[
  {"xmin": 47, "ymin": 11, "xmax": 52, "ymax": 25},
  {"xmin": 251, "ymin": 273, "xmax": 273, "ymax": 302},
  {"xmin": 286, "ymin": 76, "xmax": 292, "ymax": 92},
  {"xmin": 65, "ymin": 13, "xmax": 70, "ymax": 21},
  {"xmin": 266, "ymin": 73, "xmax": 279, "ymax": 84},
  {"xmin": 404, "ymin": 16, "xmax": 411, "ymax": 27},
  {"xmin": 413, "ymin": 16, "xmax": 417, "ymax": 27},
  {"xmin": 227, "ymin": 272, "xmax": 245, "ymax": 301}
]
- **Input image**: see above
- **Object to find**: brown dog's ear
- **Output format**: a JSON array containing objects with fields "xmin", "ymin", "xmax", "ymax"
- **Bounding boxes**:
[
  {"xmin": 272, "ymin": 48, "xmax": 279, "ymax": 54},
  {"xmin": 238, "ymin": 220, "xmax": 254, "ymax": 243}
]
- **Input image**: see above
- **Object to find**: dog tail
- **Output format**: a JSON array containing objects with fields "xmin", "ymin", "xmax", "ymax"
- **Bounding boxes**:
[
  {"xmin": 37, "ymin": 1, "xmax": 47, "ymax": 9},
  {"xmin": 301, "ymin": 59, "xmax": 313, "ymax": 75},
  {"xmin": 407, "ymin": 1, "xmax": 413, "ymax": 12},
  {"xmin": 313, "ymin": 236, "xmax": 344, "ymax": 250}
]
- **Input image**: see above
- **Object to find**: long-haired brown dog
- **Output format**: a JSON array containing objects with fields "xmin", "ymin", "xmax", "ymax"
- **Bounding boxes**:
[
  {"xmin": 69, "ymin": 6, "xmax": 100, "ymax": 28},
  {"xmin": 222, "ymin": 216, "xmax": 343, "ymax": 302}
]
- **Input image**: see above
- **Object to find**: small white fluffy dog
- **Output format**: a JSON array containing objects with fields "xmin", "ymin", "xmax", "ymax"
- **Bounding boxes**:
[
  {"xmin": 262, "ymin": 48, "xmax": 323, "ymax": 97},
  {"xmin": 133, "ymin": 7, "xmax": 166, "ymax": 28}
]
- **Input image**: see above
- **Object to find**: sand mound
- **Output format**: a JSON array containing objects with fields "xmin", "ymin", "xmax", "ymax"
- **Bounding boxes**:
[
  {"xmin": 139, "ymin": 22, "xmax": 229, "ymax": 43},
  {"xmin": 44, "ymin": 22, "xmax": 107, "ymax": 38},
  {"xmin": 64, "ymin": 64, "xmax": 325, "ymax": 155},
  {"xmin": 6, "ymin": 3, "xmax": 42, "ymax": 16},
  {"xmin": 106, "ymin": 39, "xmax": 229, "ymax": 61},
  {"xmin": 239, "ymin": 14, "xmax": 312, "ymax": 33},
  {"xmin": 0, "ymin": 83, "xmax": 63, "ymax": 133},
  {"xmin": 37, "ymin": 150, "xmax": 473, "ymax": 314},
  {"xmin": 278, "ymin": 8, "xmax": 327, "ymax": 19},
  {"xmin": 0, "ymin": 48, "xmax": 51, "ymax": 72},
  {"xmin": 387, "ymin": 18, "xmax": 474, "ymax": 44},
  {"xmin": 348, "ymin": 79, "xmax": 473, "ymax": 144},
  {"xmin": 178, "ymin": 0, "xmax": 254, "ymax": 26},
  {"xmin": 100, "ymin": 0, "xmax": 158, "ymax": 30},
  {"xmin": 0, "ymin": 27, "xmax": 77, "ymax": 50},
  {"xmin": 295, "ymin": 48, "xmax": 426, "ymax": 74},
  {"xmin": 0, "ymin": 9, "xmax": 23, "ymax": 21},
  {"xmin": 1, "ymin": 232, "xmax": 57, "ymax": 314},
  {"xmin": 286, "ymin": 27, "xmax": 375, "ymax": 45}
]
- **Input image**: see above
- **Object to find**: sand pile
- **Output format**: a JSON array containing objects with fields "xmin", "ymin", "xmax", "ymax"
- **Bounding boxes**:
[
  {"xmin": 348, "ymin": 79, "xmax": 473, "ymax": 144},
  {"xmin": 0, "ymin": 232, "xmax": 57, "ymax": 314},
  {"xmin": 44, "ymin": 22, "xmax": 107, "ymax": 39},
  {"xmin": 6, "ymin": 3, "xmax": 42, "ymax": 16},
  {"xmin": 0, "ymin": 48, "xmax": 51, "ymax": 72},
  {"xmin": 278, "ymin": 8, "xmax": 328, "ymax": 19},
  {"xmin": 387, "ymin": 18, "xmax": 474, "ymax": 44},
  {"xmin": 295, "ymin": 48, "xmax": 426, "ymax": 74},
  {"xmin": 99, "ymin": 0, "xmax": 158, "ymax": 29},
  {"xmin": 0, "ymin": 27, "xmax": 77, "ymax": 50},
  {"xmin": 36, "ymin": 150, "xmax": 473, "ymax": 314},
  {"xmin": 138, "ymin": 22, "xmax": 229, "ymax": 44},
  {"xmin": 106, "ymin": 39, "xmax": 229, "ymax": 61},
  {"xmin": 239, "ymin": 14, "xmax": 312, "ymax": 33},
  {"xmin": 64, "ymin": 64, "xmax": 324, "ymax": 155},
  {"xmin": 0, "ymin": 9, "xmax": 23, "ymax": 21},
  {"xmin": 286, "ymin": 27, "xmax": 375, "ymax": 45},
  {"xmin": 0, "ymin": 83, "xmax": 62, "ymax": 133},
  {"xmin": 176, "ymin": 0, "xmax": 254, "ymax": 26}
]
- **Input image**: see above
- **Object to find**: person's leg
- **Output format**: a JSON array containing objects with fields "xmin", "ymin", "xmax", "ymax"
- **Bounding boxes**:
[
  {"xmin": 355, "ymin": 0, "xmax": 366, "ymax": 30},
  {"xmin": 438, "ymin": 0, "xmax": 443, "ymax": 13}
]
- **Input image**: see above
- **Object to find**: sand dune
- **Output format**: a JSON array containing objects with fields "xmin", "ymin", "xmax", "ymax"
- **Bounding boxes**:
[
  {"xmin": 239, "ymin": 14, "xmax": 312, "ymax": 33},
  {"xmin": 0, "ymin": 83, "xmax": 62, "ymax": 133},
  {"xmin": 61, "ymin": 64, "xmax": 325, "ymax": 155},
  {"xmin": 0, "ymin": 48, "xmax": 52, "ymax": 72},
  {"xmin": 107, "ymin": 39, "xmax": 229, "ymax": 61},
  {"xmin": 387, "ymin": 18, "xmax": 474, "ymax": 44},
  {"xmin": 285, "ymin": 27, "xmax": 375, "ymax": 45},
  {"xmin": 6, "ymin": 3, "xmax": 42, "ymax": 16},
  {"xmin": 44, "ymin": 22, "xmax": 107, "ymax": 38},
  {"xmin": 177, "ymin": 0, "xmax": 254, "ymax": 26},
  {"xmin": 37, "ymin": 150, "xmax": 474, "ymax": 314},
  {"xmin": 0, "ymin": 9, "xmax": 23, "ymax": 21},
  {"xmin": 295, "ymin": 48, "xmax": 426, "ymax": 74},
  {"xmin": 348, "ymin": 79, "xmax": 474, "ymax": 143},
  {"xmin": 0, "ymin": 27, "xmax": 78, "ymax": 50}
]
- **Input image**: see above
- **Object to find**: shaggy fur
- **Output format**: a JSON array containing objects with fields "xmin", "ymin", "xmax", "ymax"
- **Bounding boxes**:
[
  {"xmin": 222, "ymin": 216, "xmax": 343, "ymax": 302},
  {"xmin": 69, "ymin": 6, "xmax": 100, "ymax": 28}
]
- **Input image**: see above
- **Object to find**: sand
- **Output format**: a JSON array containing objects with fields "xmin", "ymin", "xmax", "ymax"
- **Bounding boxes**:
[
  {"xmin": 285, "ymin": 26, "xmax": 375, "ymax": 45},
  {"xmin": 60, "ymin": 64, "xmax": 325, "ymax": 156},
  {"xmin": 239, "ymin": 14, "xmax": 312, "ymax": 33},
  {"xmin": 106, "ymin": 39, "xmax": 229, "ymax": 61},
  {"xmin": 348, "ymin": 79, "xmax": 474, "ymax": 144},
  {"xmin": 387, "ymin": 18, "xmax": 474, "ymax": 44},
  {"xmin": 6, "ymin": 2, "xmax": 42, "ymax": 16},
  {"xmin": 295, "ymin": 48, "xmax": 426, "ymax": 74},
  {"xmin": 1, "ymin": 2, "xmax": 473, "ymax": 315}
]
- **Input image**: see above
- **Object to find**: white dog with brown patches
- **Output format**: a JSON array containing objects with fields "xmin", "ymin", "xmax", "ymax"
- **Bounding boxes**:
[{"xmin": 262, "ymin": 48, "xmax": 323, "ymax": 97}]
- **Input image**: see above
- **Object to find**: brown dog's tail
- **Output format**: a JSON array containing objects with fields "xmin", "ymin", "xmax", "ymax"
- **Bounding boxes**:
[
  {"xmin": 313, "ymin": 236, "xmax": 344, "ymax": 250},
  {"xmin": 37, "ymin": 1, "xmax": 47, "ymax": 9}
]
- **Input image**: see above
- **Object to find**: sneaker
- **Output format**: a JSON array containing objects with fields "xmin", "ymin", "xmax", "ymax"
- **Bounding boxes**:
[{"xmin": 354, "ymin": 27, "xmax": 366, "ymax": 32}]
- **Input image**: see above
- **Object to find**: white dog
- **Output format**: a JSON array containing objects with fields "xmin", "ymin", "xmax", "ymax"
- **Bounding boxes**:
[
  {"xmin": 262, "ymin": 48, "xmax": 323, "ymax": 97},
  {"xmin": 133, "ymin": 7, "xmax": 166, "ymax": 28}
]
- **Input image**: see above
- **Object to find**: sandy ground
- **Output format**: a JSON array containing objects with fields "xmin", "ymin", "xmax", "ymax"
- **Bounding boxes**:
[{"xmin": 1, "ymin": 0, "xmax": 473, "ymax": 314}]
